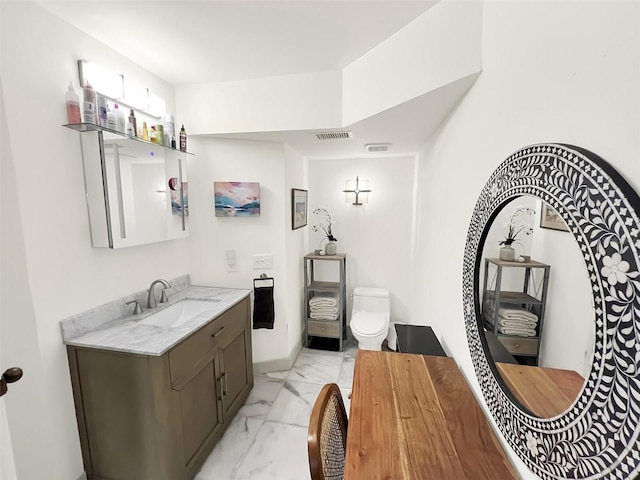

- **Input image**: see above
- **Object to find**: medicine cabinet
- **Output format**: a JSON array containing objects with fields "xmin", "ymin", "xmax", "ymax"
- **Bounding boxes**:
[{"xmin": 65, "ymin": 123, "xmax": 192, "ymax": 249}]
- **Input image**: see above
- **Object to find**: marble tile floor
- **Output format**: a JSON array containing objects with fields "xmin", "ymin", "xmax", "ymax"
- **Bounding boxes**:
[{"xmin": 195, "ymin": 339, "xmax": 357, "ymax": 480}]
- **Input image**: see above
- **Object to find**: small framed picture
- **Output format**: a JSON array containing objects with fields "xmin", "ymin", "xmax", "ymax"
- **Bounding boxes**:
[
  {"xmin": 540, "ymin": 203, "xmax": 569, "ymax": 231},
  {"xmin": 291, "ymin": 188, "xmax": 308, "ymax": 230}
]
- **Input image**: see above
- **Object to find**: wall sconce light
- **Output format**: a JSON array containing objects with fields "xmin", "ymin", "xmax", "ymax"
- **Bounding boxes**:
[{"xmin": 342, "ymin": 176, "xmax": 371, "ymax": 206}]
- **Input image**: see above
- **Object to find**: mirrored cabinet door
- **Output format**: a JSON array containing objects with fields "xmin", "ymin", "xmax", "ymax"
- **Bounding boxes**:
[{"xmin": 75, "ymin": 126, "xmax": 190, "ymax": 248}]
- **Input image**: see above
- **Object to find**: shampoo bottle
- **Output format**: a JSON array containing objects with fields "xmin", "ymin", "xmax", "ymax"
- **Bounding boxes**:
[
  {"xmin": 141, "ymin": 122, "xmax": 149, "ymax": 141},
  {"xmin": 106, "ymin": 104, "xmax": 116, "ymax": 130},
  {"xmin": 65, "ymin": 82, "xmax": 81, "ymax": 124},
  {"xmin": 82, "ymin": 82, "xmax": 97, "ymax": 124},
  {"xmin": 114, "ymin": 103, "xmax": 126, "ymax": 133}
]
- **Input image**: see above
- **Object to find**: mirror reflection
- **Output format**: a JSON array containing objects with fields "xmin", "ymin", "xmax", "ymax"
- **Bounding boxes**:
[
  {"xmin": 478, "ymin": 196, "xmax": 594, "ymax": 418},
  {"xmin": 81, "ymin": 131, "xmax": 189, "ymax": 249}
]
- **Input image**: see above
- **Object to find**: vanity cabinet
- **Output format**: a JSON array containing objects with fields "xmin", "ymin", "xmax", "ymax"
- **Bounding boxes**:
[
  {"xmin": 481, "ymin": 258, "xmax": 550, "ymax": 365},
  {"xmin": 303, "ymin": 253, "xmax": 347, "ymax": 351},
  {"xmin": 64, "ymin": 123, "xmax": 191, "ymax": 249},
  {"xmin": 66, "ymin": 297, "xmax": 253, "ymax": 480}
]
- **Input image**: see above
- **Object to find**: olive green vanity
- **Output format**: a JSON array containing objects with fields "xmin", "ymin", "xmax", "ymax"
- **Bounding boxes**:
[{"xmin": 63, "ymin": 285, "xmax": 253, "ymax": 480}]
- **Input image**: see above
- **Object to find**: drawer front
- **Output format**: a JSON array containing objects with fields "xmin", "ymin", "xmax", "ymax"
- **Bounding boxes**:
[
  {"xmin": 308, "ymin": 320, "xmax": 340, "ymax": 338},
  {"xmin": 170, "ymin": 300, "xmax": 246, "ymax": 386},
  {"xmin": 497, "ymin": 336, "xmax": 538, "ymax": 356}
]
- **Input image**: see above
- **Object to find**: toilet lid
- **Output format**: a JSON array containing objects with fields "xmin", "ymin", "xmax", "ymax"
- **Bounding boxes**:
[{"xmin": 351, "ymin": 312, "xmax": 387, "ymax": 336}]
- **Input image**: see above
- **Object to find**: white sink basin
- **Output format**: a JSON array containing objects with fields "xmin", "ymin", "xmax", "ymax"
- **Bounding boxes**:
[{"xmin": 138, "ymin": 299, "xmax": 220, "ymax": 328}]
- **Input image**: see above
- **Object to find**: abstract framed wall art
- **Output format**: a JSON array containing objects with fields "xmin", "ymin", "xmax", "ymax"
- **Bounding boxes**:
[
  {"xmin": 214, "ymin": 182, "xmax": 261, "ymax": 217},
  {"xmin": 291, "ymin": 188, "xmax": 308, "ymax": 230}
]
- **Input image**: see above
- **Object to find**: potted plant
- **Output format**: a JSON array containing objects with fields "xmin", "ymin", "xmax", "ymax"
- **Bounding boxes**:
[
  {"xmin": 499, "ymin": 205, "xmax": 535, "ymax": 261},
  {"xmin": 312, "ymin": 208, "xmax": 338, "ymax": 255}
]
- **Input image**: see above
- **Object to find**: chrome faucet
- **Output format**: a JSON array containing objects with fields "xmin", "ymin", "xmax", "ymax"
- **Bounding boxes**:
[{"xmin": 147, "ymin": 279, "xmax": 171, "ymax": 309}]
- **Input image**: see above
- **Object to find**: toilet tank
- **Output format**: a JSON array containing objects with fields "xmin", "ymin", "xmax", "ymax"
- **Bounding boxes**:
[{"xmin": 352, "ymin": 287, "xmax": 390, "ymax": 314}]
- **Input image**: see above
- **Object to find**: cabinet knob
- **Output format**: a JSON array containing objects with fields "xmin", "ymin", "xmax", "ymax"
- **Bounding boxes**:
[
  {"xmin": 321, "ymin": 327, "xmax": 325, "ymax": 331},
  {"xmin": 514, "ymin": 343, "xmax": 520, "ymax": 348}
]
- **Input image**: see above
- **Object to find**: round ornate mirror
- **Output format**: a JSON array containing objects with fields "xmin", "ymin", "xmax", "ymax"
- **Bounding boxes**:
[
  {"xmin": 463, "ymin": 144, "xmax": 640, "ymax": 479},
  {"xmin": 478, "ymin": 195, "xmax": 594, "ymax": 418}
]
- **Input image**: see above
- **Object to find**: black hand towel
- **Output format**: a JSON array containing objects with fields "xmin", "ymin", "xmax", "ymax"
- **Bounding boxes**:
[{"xmin": 253, "ymin": 284, "xmax": 275, "ymax": 329}]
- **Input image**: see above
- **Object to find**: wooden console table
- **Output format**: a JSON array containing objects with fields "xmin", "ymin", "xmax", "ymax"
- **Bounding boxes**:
[
  {"xmin": 497, "ymin": 362, "xmax": 584, "ymax": 418},
  {"xmin": 345, "ymin": 350, "xmax": 517, "ymax": 479}
]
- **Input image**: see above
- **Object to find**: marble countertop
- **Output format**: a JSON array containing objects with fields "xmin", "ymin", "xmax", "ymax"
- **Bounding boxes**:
[{"xmin": 62, "ymin": 286, "xmax": 251, "ymax": 356}]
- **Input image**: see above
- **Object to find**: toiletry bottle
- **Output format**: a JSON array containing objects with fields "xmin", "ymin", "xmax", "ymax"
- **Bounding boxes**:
[
  {"xmin": 156, "ymin": 124, "xmax": 164, "ymax": 146},
  {"xmin": 97, "ymin": 95, "xmax": 108, "ymax": 127},
  {"xmin": 83, "ymin": 82, "xmax": 97, "ymax": 124},
  {"xmin": 106, "ymin": 104, "xmax": 116, "ymax": 130},
  {"xmin": 114, "ymin": 103, "xmax": 126, "ymax": 133},
  {"xmin": 142, "ymin": 122, "xmax": 149, "ymax": 141},
  {"xmin": 128, "ymin": 109, "xmax": 137, "ymax": 137},
  {"xmin": 65, "ymin": 82, "xmax": 81, "ymax": 124},
  {"xmin": 149, "ymin": 125, "xmax": 157, "ymax": 144},
  {"xmin": 126, "ymin": 122, "xmax": 134, "ymax": 136},
  {"xmin": 171, "ymin": 136, "xmax": 177, "ymax": 149},
  {"xmin": 179, "ymin": 125, "xmax": 187, "ymax": 152}
]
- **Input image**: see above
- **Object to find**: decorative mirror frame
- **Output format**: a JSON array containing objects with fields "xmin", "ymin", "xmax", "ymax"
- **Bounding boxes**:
[{"xmin": 463, "ymin": 143, "xmax": 640, "ymax": 479}]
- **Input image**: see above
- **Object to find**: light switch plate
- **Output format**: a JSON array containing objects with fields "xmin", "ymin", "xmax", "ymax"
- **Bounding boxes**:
[
  {"xmin": 252, "ymin": 254, "xmax": 273, "ymax": 269},
  {"xmin": 226, "ymin": 250, "xmax": 237, "ymax": 272}
]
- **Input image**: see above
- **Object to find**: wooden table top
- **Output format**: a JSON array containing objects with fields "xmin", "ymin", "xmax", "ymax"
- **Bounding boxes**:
[
  {"xmin": 497, "ymin": 362, "xmax": 585, "ymax": 418},
  {"xmin": 345, "ymin": 350, "xmax": 517, "ymax": 479}
]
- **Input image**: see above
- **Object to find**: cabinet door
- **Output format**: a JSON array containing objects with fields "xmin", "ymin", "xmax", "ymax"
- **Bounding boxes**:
[
  {"xmin": 177, "ymin": 357, "xmax": 223, "ymax": 466},
  {"xmin": 218, "ymin": 326, "xmax": 251, "ymax": 417}
]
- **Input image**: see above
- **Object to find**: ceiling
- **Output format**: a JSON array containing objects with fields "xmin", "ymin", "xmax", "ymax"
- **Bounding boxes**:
[{"xmin": 39, "ymin": 1, "xmax": 474, "ymax": 156}]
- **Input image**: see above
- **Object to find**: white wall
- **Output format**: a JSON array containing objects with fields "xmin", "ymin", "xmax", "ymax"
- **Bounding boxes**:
[
  {"xmin": 1, "ymin": 3, "xmax": 190, "ymax": 479},
  {"xmin": 0, "ymin": 402, "xmax": 17, "ymax": 480},
  {"xmin": 414, "ymin": 1, "xmax": 640, "ymax": 477},
  {"xmin": 283, "ymin": 145, "xmax": 308, "ymax": 351},
  {"xmin": 307, "ymin": 155, "xmax": 416, "ymax": 326},
  {"xmin": 187, "ymin": 137, "xmax": 304, "ymax": 364}
]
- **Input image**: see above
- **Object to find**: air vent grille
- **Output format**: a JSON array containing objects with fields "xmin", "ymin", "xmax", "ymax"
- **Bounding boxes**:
[
  {"xmin": 314, "ymin": 131, "xmax": 353, "ymax": 140},
  {"xmin": 365, "ymin": 143, "xmax": 391, "ymax": 152}
]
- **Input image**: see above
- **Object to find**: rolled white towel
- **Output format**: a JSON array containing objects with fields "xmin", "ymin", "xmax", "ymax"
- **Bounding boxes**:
[
  {"xmin": 498, "ymin": 317, "xmax": 537, "ymax": 328},
  {"xmin": 310, "ymin": 307, "xmax": 338, "ymax": 315},
  {"xmin": 309, "ymin": 295, "xmax": 338, "ymax": 307},
  {"xmin": 498, "ymin": 308, "xmax": 538, "ymax": 321},
  {"xmin": 310, "ymin": 312, "xmax": 338, "ymax": 321},
  {"xmin": 498, "ymin": 326, "xmax": 537, "ymax": 337},
  {"xmin": 309, "ymin": 301, "xmax": 337, "ymax": 308}
]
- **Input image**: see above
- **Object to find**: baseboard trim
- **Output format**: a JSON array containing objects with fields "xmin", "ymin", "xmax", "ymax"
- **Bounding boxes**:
[{"xmin": 253, "ymin": 340, "xmax": 302, "ymax": 374}]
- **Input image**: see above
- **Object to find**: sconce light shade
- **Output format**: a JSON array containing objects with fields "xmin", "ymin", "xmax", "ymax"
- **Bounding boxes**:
[{"xmin": 343, "ymin": 176, "xmax": 371, "ymax": 205}]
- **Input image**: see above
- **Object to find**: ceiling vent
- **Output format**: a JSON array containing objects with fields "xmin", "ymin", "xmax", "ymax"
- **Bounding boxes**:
[
  {"xmin": 365, "ymin": 143, "xmax": 391, "ymax": 153},
  {"xmin": 314, "ymin": 131, "xmax": 353, "ymax": 140}
]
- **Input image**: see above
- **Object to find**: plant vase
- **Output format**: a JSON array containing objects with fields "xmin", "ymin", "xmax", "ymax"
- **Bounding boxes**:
[
  {"xmin": 325, "ymin": 241, "xmax": 337, "ymax": 256},
  {"xmin": 499, "ymin": 245, "xmax": 515, "ymax": 262}
]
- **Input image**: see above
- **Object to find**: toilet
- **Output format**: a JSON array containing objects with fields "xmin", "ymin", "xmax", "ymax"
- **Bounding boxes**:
[{"xmin": 349, "ymin": 287, "xmax": 390, "ymax": 351}]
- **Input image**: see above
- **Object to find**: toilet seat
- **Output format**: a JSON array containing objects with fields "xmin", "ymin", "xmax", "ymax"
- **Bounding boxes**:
[{"xmin": 350, "ymin": 312, "xmax": 388, "ymax": 336}]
